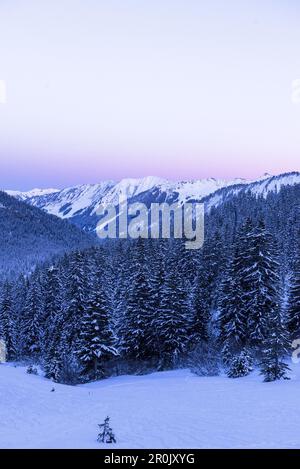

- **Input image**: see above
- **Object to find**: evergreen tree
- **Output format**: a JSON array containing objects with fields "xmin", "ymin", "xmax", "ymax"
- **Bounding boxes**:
[
  {"xmin": 43, "ymin": 314, "xmax": 65, "ymax": 381},
  {"xmin": 244, "ymin": 220, "xmax": 282, "ymax": 351},
  {"xmin": 190, "ymin": 272, "xmax": 209, "ymax": 346},
  {"xmin": 61, "ymin": 251, "xmax": 88, "ymax": 354},
  {"xmin": 10, "ymin": 275, "xmax": 28, "ymax": 359},
  {"xmin": 287, "ymin": 250, "xmax": 300, "ymax": 339},
  {"xmin": 218, "ymin": 255, "xmax": 247, "ymax": 363},
  {"xmin": 260, "ymin": 308, "xmax": 291, "ymax": 382},
  {"xmin": 227, "ymin": 350, "xmax": 253, "ymax": 378},
  {"xmin": 41, "ymin": 266, "xmax": 64, "ymax": 377},
  {"xmin": 0, "ymin": 282, "xmax": 15, "ymax": 359},
  {"xmin": 218, "ymin": 220, "xmax": 253, "ymax": 362},
  {"xmin": 198, "ymin": 231, "xmax": 226, "ymax": 322},
  {"xmin": 106, "ymin": 242, "xmax": 131, "ymax": 340},
  {"xmin": 151, "ymin": 241, "xmax": 193, "ymax": 369},
  {"xmin": 77, "ymin": 270, "xmax": 118, "ymax": 378},
  {"xmin": 20, "ymin": 274, "xmax": 43, "ymax": 357},
  {"xmin": 118, "ymin": 239, "xmax": 152, "ymax": 361},
  {"xmin": 144, "ymin": 240, "xmax": 167, "ymax": 358},
  {"xmin": 97, "ymin": 417, "xmax": 116, "ymax": 444}
]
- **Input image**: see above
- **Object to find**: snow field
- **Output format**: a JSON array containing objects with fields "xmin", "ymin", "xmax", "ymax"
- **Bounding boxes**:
[{"xmin": 1, "ymin": 363, "xmax": 300, "ymax": 449}]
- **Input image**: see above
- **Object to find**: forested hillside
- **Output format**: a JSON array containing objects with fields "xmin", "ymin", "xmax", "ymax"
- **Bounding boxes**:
[
  {"xmin": 1, "ymin": 184, "xmax": 299, "ymax": 383},
  {"xmin": 0, "ymin": 191, "xmax": 96, "ymax": 280}
]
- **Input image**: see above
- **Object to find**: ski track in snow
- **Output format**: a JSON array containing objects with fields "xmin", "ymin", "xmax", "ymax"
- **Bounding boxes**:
[{"xmin": 0, "ymin": 363, "xmax": 300, "ymax": 449}]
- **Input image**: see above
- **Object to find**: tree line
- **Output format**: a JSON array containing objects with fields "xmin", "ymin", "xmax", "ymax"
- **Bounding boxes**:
[{"xmin": 0, "ymin": 186, "xmax": 299, "ymax": 383}]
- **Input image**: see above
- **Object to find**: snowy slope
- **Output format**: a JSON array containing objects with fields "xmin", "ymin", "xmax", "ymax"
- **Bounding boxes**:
[
  {"xmin": 8, "ymin": 178, "xmax": 168, "ymax": 220},
  {"xmin": 1, "ymin": 363, "xmax": 300, "ymax": 449},
  {"xmin": 100, "ymin": 176, "xmax": 168, "ymax": 206},
  {"xmin": 30, "ymin": 181, "xmax": 115, "ymax": 219},
  {"xmin": 5, "ymin": 176, "xmax": 257, "ymax": 218},
  {"xmin": 204, "ymin": 171, "xmax": 300, "ymax": 211},
  {"xmin": 5, "ymin": 188, "xmax": 59, "ymax": 201}
]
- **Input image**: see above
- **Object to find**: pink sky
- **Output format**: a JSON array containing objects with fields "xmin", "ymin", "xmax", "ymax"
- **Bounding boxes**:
[{"xmin": 0, "ymin": 0, "xmax": 299, "ymax": 189}]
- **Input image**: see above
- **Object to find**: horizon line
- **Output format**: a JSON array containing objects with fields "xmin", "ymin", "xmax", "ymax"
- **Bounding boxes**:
[{"xmin": 3, "ymin": 170, "xmax": 300, "ymax": 193}]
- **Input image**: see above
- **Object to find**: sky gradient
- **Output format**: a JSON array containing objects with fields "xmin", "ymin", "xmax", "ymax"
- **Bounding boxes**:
[{"xmin": 0, "ymin": 0, "xmax": 300, "ymax": 190}]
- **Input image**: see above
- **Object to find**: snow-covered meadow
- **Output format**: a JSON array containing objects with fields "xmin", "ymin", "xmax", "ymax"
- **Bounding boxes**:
[{"xmin": 1, "ymin": 362, "xmax": 300, "ymax": 449}]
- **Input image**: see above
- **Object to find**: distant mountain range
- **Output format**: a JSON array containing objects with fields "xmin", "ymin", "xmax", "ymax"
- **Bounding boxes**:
[
  {"xmin": 6, "ymin": 172, "xmax": 300, "ymax": 233},
  {"xmin": 1, "ymin": 171, "xmax": 299, "ymax": 278},
  {"xmin": 6, "ymin": 188, "xmax": 59, "ymax": 201}
]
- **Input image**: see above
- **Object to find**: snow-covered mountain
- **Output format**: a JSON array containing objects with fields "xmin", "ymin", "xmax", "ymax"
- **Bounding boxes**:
[
  {"xmin": 5, "ymin": 172, "xmax": 300, "ymax": 232},
  {"xmin": 203, "ymin": 171, "xmax": 300, "ymax": 211},
  {"xmin": 5, "ymin": 188, "xmax": 59, "ymax": 201}
]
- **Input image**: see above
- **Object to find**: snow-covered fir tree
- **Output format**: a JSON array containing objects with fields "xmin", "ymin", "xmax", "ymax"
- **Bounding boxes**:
[
  {"xmin": 0, "ymin": 282, "xmax": 15, "ymax": 359},
  {"xmin": 287, "ymin": 249, "xmax": 300, "ymax": 339},
  {"xmin": 60, "ymin": 251, "xmax": 88, "ymax": 355},
  {"xmin": 190, "ymin": 272, "xmax": 209, "ymax": 346},
  {"xmin": 218, "ymin": 220, "xmax": 253, "ymax": 363},
  {"xmin": 198, "ymin": 230, "xmax": 227, "ymax": 324},
  {"xmin": 260, "ymin": 307, "xmax": 291, "ymax": 382},
  {"xmin": 97, "ymin": 417, "xmax": 116, "ymax": 444},
  {"xmin": 118, "ymin": 238, "xmax": 153, "ymax": 361},
  {"xmin": 76, "ymin": 264, "xmax": 118, "ymax": 378},
  {"xmin": 227, "ymin": 350, "xmax": 253, "ymax": 378},
  {"xmin": 243, "ymin": 220, "xmax": 282, "ymax": 352},
  {"xmin": 41, "ymin": 265, "xmax": 64, "ymax": 379},
  {"xmin": 151, "ymin": 240, "xmax": 193, "ymax": 369},
  {"xmin": 20, "ymin": 273, "xmax": 43, "ymax": 357}
]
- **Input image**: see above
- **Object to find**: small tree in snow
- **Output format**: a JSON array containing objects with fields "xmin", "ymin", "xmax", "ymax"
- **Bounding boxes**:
[
  {"xmin": 26, "ymin": 365, "xmax": 38, "ymax": 375},
  {"xmin": 97, "ymin": 417, "xmax": 116, "ymax": 444},
  {"xmin": 227, "ymin": 350, "xmax": 253, "ymax": 378}
]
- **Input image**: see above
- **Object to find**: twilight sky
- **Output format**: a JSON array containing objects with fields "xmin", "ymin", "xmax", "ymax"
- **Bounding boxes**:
[{"xmin": 0, "ymin": 0, "xmax": 300, "ymax": 190}]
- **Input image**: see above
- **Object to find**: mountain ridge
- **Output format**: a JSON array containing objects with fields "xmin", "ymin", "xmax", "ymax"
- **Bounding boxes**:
[{"xmin": 5, "ymin": 172, "xmax": 300, "ymax": 232}]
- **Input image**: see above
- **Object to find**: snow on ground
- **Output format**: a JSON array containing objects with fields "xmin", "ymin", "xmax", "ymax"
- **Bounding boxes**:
[{"xmin": 0, "ymin": 363, "xmax": 300, "ymax": 449}]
